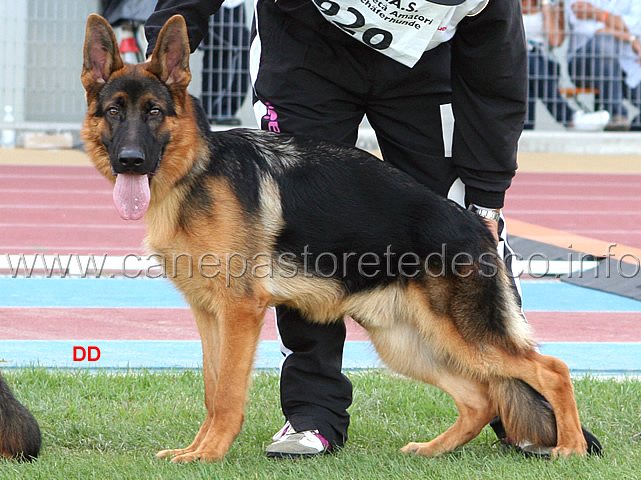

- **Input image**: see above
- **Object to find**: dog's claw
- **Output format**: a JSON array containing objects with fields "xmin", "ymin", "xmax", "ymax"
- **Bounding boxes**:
[{"xmin": 155, "ymin": 448, "xmax": 189, "ymax": 459}]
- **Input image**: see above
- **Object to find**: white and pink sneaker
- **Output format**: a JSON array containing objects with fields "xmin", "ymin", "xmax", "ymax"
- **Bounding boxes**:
[{"xmin": 265, "ymin": 421, "xmax": 332, "ymax": 458}]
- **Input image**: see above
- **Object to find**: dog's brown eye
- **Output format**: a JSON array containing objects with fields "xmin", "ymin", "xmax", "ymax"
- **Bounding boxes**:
[
  {"xmin": 149, "ymin": 107, "xmax": 161, "ymax": 116},
  {"xmin": 107, "ymin": 107, "xmax": 119, "ymax": 116}
]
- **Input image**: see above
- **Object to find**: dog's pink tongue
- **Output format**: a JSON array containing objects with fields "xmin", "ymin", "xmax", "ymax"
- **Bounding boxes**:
[{"xmin": 113, "ymin": 174, "xmax": 150, "ymax": 220}]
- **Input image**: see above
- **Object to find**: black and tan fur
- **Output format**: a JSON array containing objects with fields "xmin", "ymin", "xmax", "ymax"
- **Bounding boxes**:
[
  {"xmin": 0, "ymin": 373, "xmax": 41, "ymax": 461},
  {"xmin": 81, "ymin": 14, "xmax": 589, "ymax": 462}
]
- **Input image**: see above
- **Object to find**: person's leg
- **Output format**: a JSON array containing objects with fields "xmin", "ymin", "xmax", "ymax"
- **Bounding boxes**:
[
  {"xmin": 527, "ymin": 46, "xmax": 574, "ymax": 127},
  {"xmin": 624, "ymin": 83, "xmax": 641, "ymax": 130},
  {"xmin": 569, "ymin": 41, "xmax": 592, "ymax": 95},
  {"xmin": 591, "ymin": 34, "xmax": 626, "ymax": 118},
  {"xmin": 365, "ymin": 43, "xmax": 455, "ymax": 198},
  {"xmin": 251, "ymin": 0, "xmax": 371, "ymax": 451},
  {"xmin": 251, "ymin": 0, "xmax": 368, "ymax": 143},
  {"xmin": 542, "ymin": 56, "xmax": 574, "ymax": 125},
  {"xmin": 365, "ymin": 42, "xmax": 526, "ymax": 299},
  {"xmin": 571, "ymin": 34, "xmax": 627, "ymax": 120},
  {"xmin": 275, "ymin": 306, "xmax": 352, "ymax": 449}
]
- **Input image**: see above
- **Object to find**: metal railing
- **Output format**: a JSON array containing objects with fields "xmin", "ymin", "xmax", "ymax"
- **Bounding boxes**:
[
  {"xmin": 525, "ymin": 1, "xmax": 641, "ymax": 130},
  {"xmin": 1, "ymin": 1, "xmax": 641, "ymax": 137},
  {"xmin": 200, "ymin": 3, "xmax": 252, "ymax": 125},
  {"xmin": 0, "ymin": 0, "xmax": 100, "ymax": 126}
]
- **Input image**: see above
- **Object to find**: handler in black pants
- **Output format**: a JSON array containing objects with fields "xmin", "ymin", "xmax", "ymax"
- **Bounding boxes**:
[{"xmin": 146, "ymin": 0, "xmax": 529, "ymax": 457}]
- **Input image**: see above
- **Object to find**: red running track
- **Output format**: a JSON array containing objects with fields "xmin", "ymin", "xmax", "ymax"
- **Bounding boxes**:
[
  {"xmin": 2, "ymin": 167, "xmax": 640, "ymax": 255},
  {"xmin": 0, "ymin": 166, "xmax": 145, "ymax": 255},
  {"xmin": 504, "ymin": 172, "xmax": 641, "ymax": 248},
  {"xmin": 2, "ymin": 165, "xmax": 641, "ymax": 343},
  {"xmin": 1, "ymin": 308, "xmax": 640, "ymax": 342}
]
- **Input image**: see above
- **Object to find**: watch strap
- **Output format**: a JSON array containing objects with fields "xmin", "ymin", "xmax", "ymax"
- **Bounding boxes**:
[{"xmin": 468, "ymin": 204, "xmax": 501, "ymax": 223}]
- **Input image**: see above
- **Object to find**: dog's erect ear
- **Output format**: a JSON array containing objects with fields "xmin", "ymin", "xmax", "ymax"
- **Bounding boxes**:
[
  {"xmin": 146, "ymin": 15, "xmax": 191, "ymax": 88},
  {"xmin": 81, "ymin": 14, "xmax": 124, "ymax": 92}
]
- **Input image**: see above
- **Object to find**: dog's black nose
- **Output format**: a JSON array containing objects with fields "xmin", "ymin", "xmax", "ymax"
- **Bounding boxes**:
[{"xmin": 117, "ymin": 148, "xmax": 146, "ymax": 173}]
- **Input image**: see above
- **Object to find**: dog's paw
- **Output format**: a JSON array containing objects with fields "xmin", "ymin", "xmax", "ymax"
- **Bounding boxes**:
[
  {"xmin": 154, "ymin": 448, "xmax": 185, "ymax": 458},
  {"xmin": 401, "ymin": 441, "xmax": 443, "ymax": 457},
  {"xmin": 551, "ymin": 443, "xmax": 588, "ymax": 458},
  {"xmin": 169, "ymin": 449, "xmax": 225, "ymax": 463},
  {"xmin": 155, "ymin": 448, "xmax": 190, "ymax": 459}
]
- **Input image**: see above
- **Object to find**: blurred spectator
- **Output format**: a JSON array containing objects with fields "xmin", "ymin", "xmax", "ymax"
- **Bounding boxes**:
[
  {"xmin": 566, "ymin": 0, "xmax": 641, "ymax": 130},
  {"xmin": 104, "ymin": 0, "xmax": 251, "ymax": 125},
  {"xmin": 102, "ymin": 0, "xmax": 155, "ymax": 28},
  {"xmin": 614, "ymin": 2, "xmax": 641, "ymax": 129},
  {"xmin": 101, "ymin": 0, "xmax": 156, "ymax": 63},
  {"xmin": 522, "ymin": 0, "xmax": 610, "ymax": 130}
]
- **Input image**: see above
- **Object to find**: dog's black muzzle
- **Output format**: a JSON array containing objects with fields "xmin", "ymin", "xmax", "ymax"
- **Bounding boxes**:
[{"xmin": 112, "ymin": 147, "xmax": 150, "ymax": 175}]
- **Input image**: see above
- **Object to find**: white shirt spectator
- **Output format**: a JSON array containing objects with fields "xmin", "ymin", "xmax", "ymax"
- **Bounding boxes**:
[
  {"xmin": 566, "ymin": 0, "xmax": 641, "ymax": 87},
  {"xmin": 522, "ymin": 10, "xmax": 547, "ymax": 46}
]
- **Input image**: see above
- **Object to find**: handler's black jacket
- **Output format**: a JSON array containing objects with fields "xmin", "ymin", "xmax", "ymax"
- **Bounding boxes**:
[{"xmin": 145, "ymin": 0, "xmax": 527, "ymax": 209}]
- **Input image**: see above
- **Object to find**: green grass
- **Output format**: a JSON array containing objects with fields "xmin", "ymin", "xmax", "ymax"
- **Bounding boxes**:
[{"xmin": 1, "ymin": 368, "xmax": 640, "ymax": 479}]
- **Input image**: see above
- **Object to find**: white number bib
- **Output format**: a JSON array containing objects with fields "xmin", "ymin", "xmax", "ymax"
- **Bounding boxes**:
[{"xmin": 311, "ymin": 0, "xmax": 456, "ymax": 67}]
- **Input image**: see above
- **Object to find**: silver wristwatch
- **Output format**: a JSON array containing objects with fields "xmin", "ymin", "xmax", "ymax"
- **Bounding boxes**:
[{"xmin": 468, "ymin": 204, "xmax": 501, "ymax": 223}]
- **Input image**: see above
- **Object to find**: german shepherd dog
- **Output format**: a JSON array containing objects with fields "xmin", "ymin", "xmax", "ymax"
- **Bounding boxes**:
[
  {"xmin": 82, "ymin": 14, "xmax": 593, "ymax": 462},
  {"xmin": 0, "ymin": 373, "xmax": 41, "ymax": 461}
]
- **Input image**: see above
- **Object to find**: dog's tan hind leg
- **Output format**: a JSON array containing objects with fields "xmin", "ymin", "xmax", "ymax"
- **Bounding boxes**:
[
  {"xmin": 400, "ymin": 373, "xmax": 496, "ymax": 456},
  {"xmin": 366, "ymin": 324, "xmax": 496, "ymax": 456},
  {"xmin": 502, "ymin": 351, "xmax": 587, "ymax": 457}
]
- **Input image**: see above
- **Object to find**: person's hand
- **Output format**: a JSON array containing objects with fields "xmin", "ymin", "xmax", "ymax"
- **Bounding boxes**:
[
  {"xmin": 631, "ymin": 36, "xmax": 641, "ymax": 58},
  {"xmin": 468, "ymin": 205, "xmax": 501, "ymax": 245},
  {"xmin": 571, "ymin": 1, "xmax": 598, "ymax": 19},
  {"xmin": 481, "ymin": 217, "xmax": 500, "ymax": 246},
  {"xmin": 572, "ymin": 2, "xmax": 620, "ymax": 25}
]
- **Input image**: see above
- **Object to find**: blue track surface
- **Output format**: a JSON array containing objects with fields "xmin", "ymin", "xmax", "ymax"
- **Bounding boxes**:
[
  {"xmin": 2, "ymin": 276, "xmax": 641, "ymax": 373},
  {"xmin": 2, "ymin": 277, "xmax": 641, "ymax": 311},
  {"xmin": 3, "ymin": 340, "xmax": 640, "ymax": 375}
]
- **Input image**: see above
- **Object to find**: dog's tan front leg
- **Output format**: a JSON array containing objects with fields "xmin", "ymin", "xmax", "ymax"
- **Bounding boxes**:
[
  {"xmin": 169, "ymin": 298, "xmax": 267, "ymax": 463},
  {"xmin": 156, "ymin": 305, "xmax": 220, "ymax": 460}
]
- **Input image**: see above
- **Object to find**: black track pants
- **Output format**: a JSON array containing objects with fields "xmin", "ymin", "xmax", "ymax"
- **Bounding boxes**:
[{"xmin": 250, "ymin": 0, "xmax": 523, "ymax": 448}]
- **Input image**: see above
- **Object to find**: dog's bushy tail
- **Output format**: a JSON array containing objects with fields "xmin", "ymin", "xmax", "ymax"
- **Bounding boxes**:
[
  {"xmin": 0, "ymin": 374, "xmax": 41, "ymax": 461},
  {"xmin": 489, "ymin": 378, "xmax": 557, "ymax": 447}
]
